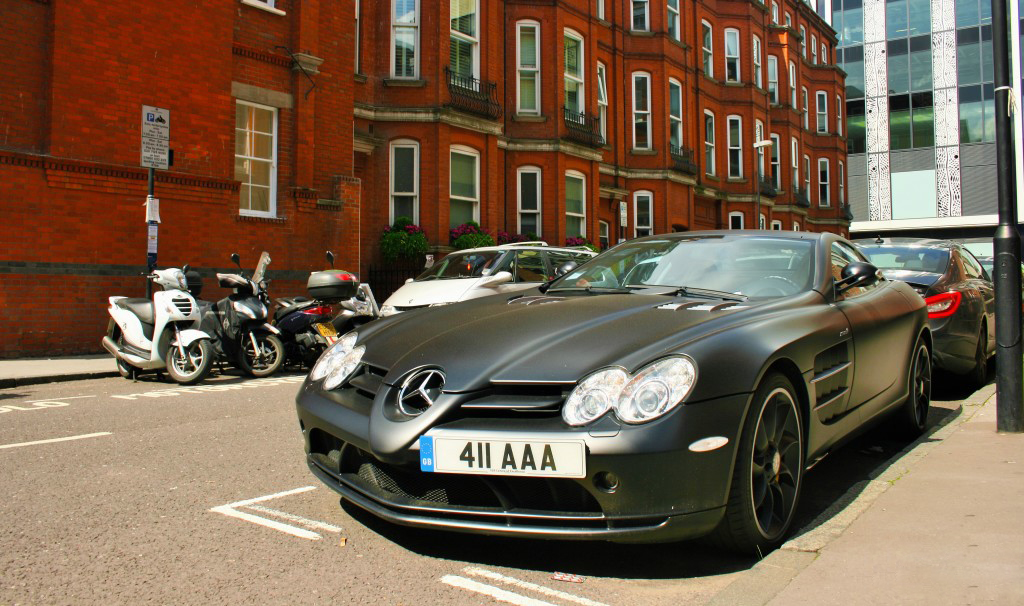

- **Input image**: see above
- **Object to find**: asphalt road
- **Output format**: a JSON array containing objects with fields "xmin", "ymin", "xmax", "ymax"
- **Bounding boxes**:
[{"xmin": 0, "ymin": 370, "xmax": 975, "ymax": 605}]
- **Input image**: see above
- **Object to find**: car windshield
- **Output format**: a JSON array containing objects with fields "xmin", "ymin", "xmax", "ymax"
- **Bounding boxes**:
[
  {"xmin": 415, "ymin": 251, "xmax": 503, "ymax": 281},
  {"xmin": 550, "ymin": 235, "xmax": 815, "ymax": 298},
  {"xmin": 857, "ymin": 245, "xmax": 949, "ymax": 274}
]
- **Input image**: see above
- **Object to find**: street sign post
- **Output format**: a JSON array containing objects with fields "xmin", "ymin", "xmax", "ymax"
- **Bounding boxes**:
[{"xmin": 141, "ymin": 105, "xmax": 169, "ymax": 297}]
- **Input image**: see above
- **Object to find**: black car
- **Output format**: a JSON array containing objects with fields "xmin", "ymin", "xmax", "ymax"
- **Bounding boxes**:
[
  {"xmin": 296, "ymin": 231, "xmax": 931, "ymax": 554},
  {"xmin": 854, "ymin": 237, "xmax": 994, "ymax": 386}
]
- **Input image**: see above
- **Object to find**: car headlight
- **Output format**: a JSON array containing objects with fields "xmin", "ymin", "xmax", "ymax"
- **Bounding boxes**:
[
  {"xmin": 310, "ymin": 332, "xmax": 365, "ymax": 390},
  {"xmin": 380, "ymin": 304, "xmax": 398, "ymax": 316},
  {"xmin": 563, "ymin": 356, "xmax": 697, "ymax": 426}
]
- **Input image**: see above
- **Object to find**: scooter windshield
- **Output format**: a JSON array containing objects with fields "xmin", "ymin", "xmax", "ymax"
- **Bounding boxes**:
[{"xmin": 253, "ymin": 251, "xmax": 272, "ymax": 283}]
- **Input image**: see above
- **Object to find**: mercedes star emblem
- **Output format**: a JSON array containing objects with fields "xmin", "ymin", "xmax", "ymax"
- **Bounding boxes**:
[{"xmin": 397, "ymin": 369, "xmax": 445, "ymax": 416}]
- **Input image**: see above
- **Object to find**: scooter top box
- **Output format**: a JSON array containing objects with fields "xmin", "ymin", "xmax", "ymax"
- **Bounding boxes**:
[{"xmin": 307, "ymin": 270, "xmax": 358, "ymax": 302}]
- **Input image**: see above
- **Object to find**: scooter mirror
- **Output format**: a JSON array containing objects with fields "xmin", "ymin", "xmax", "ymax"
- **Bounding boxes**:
[
  {"xmin": 230, "ymin": 253, "xmax": 241, "ymax": 268},
  {"xmin": 326, "ymin": 251, "xmax": 335, "ymax": 268},
  {"xmin": 182, "ymin": 264, "xmax": 190, "ymax": 274}
]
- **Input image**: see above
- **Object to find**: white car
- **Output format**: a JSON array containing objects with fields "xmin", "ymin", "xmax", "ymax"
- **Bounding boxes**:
[{"xmin": 379, "ymin": 243, "xmax": 596, "ymax": 316}]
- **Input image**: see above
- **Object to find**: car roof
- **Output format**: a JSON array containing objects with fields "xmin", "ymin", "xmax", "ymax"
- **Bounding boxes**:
[
  {"xmin": 631, "ymin": 229, "xmax": 828, "ymax": 242},
  {"xmin": 852, "ymin": 236, "xmax": 957, "ymax": 250},
  {"xmin": 453, "ymin": 243, "xmax": 597, "ymax": 255}
]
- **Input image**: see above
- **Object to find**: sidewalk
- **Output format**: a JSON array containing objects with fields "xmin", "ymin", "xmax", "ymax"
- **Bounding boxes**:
[{"xmin": 0, "ymin": 354, "xmax": 116, "ymax": 388}]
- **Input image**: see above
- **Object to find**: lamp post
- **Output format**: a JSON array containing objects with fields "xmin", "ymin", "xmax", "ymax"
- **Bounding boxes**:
[{"xmin": 753, "ymin": 139, "xmax": 773, "ymax": 229}]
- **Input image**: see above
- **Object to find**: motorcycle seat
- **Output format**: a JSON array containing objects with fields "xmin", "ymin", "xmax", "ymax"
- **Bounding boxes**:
[{"xmin": 116, "ymin": 298, "xmax": 155, "ymax": 324}]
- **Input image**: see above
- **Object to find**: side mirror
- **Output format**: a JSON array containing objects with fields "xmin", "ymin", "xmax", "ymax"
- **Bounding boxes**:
[
  {"xmin": 554, "ymin": 261, "xmax": 578, "ymax": 277},
  {"xmin": 182, "ymin": 264, "xmax": 190, "ymax": 274},
  {"xmin": 424, "ymin": 254, "xmax": 435, "ymax": 269},
  {"xmin": 836, "ymin": 261, "xmax": 881, "ymax": 295},
  {"xmin": 230, "ymin": 253, "xmax": 241, "ymax": 268},
  {"xmin": 479, "ymin": 271, "xmax": 513, "ymax": 288},
  {"xmin": 326, "ymin": 251, "xmax": 335, "ymax": 268}
]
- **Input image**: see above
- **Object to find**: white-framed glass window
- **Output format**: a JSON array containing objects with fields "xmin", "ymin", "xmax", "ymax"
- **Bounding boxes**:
[
  {"xmin": 839, "ymin": 161, "xmax": 845, "ymax": 206},
  {"xmin": 634, "ymin": 191, "xmax": 653, "ymax": 237},
  {"xmin": 729, "ymin": 211, "xmax": 744, "ymax": 229},
  {"xmin": 392, "ymin": 0, "xmax": 419, "ymax": 78},
  {"xmin": 517, "ymin": 21, "xmax": 540, "ymax": 114},
  {"xmin": 803, "ymin": 154, "xmax": 811, "ymax": 194},
  {"xmin": 669, "ymin": 78, "xmax": 683, "ymax": 150},
  {"xmin": 597, "ymin": 62, "xmax": 608, "ymax": 142},
  {"xmin": 770, "ymin": 133, "xmax": 781, "ymax": 189},
  {"xmin": 767, "ymin": 55, "xmax": 779, "ymax": 103},
  {"xmin": 632, "ymin": 0, "xmax": 649, "ymax": 31},
  {"xmin": 811, "ymin": 34, "xmax": 818, "ymax": 64},
  {"xmin": 802, "ymin": 87, "xmax": 809, "ymax": 129},
  {"xmin": 235, "ymin": 100, "xmax": 278, "ymax": 217},
  {"xmin": 389, "ymin": 140, "xmax": 419, "ymax": 223},
  {"xmin": 771, "ymin": 220, "xmax": 782, "ymax": 230},
  {"xmin": 667, "ymin": 0, "xmax": 680, "ymax": 40},
  {"xmin": 791, "ymin": 136, "xmax": 799, "ymax": 191},
  {"xmin": 564, "ymin": 31, "xmax": 584, "ymax": 114},
  {"xmin": 702, "ymin": 21, "xmax": 714, "ymax": 77},
  {"xmin": 599, "ymin": 220, "xmax": 610, "ymax": 249},
  {"xmin": 771, "ymin": 1, "xmax": 779, "ymax": 23},
  {"xmin": 759, "ymin": 213, "xmax": 767, "ymax": 229},
  {"xmin": 836, "ymin": 95, "xmax": 843, "ymax": 136},
  {"xmin": 704, "ymin": 110, "xmax": 716, "ymax": 175},
  {"xmin": 725, "ymin": 29, "xmax": 740, "ymax": 82},
  {"xmin": 785, "ymin": 12, "xmax": 792, "ymax": 27},
  {"xmin": 355, "ymin": 0, "xmax": 361, "ymax": 72},
  {"xmin": 450, "ymin": 0, "xmax": 479, "ymax": 79},
  {"xmin": 818, "ymin": 157, "xmax": 830, "ymax": 207},
  {"xmin": 752, "ymin": 35, "xmax": 762, "ymax": 88},
  {"xmin": 727, "ymin": 115, "xmax": 742, "ymax": 178},
  {"xmin": 820, "ymin": 43, "xmax": 827, "ymax": 65},
  {"xmin": 597, "ymin": 0, "xmax": 605, "ymax": 20},
  {"xmin": 565, "ymin": 171, "xmax": 587, "ymax": 238},
  {"xmin": 793, "ymin": 221, "xmax": 801, "ymax": 231},
  {"xmin": 632, "ymin": 72, "xmax": 652, "ymax": 150},
  {"xmin": 449, "ymin": 146, "xmax": 479, "ymax": 227},
  {"xmin": 816, "ymin": 91, "xmax": 828, "ymax": 133},
  {"xmin": 517, "ymin": 166, "xmax": 542, "ymax": 236},
  {"xmin": 799, "ymin": 25, "xmax": 807, "ymax": 59},
  {"xmin": 755, "ymin": 120, "xmax": 765, "ymax": 177},
  {"xmin": 789, "ymin": 61, "xmax": 797, "ymax": 106}
]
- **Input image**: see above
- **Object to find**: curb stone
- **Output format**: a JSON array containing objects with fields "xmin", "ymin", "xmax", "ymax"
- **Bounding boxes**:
[
  {"xmin": 706, "ymin": 383, "xmax": 997, "ymax": 606},
  {"xmin": 0, "ymin": 371, "xmax": 120, "ymax": 389}
]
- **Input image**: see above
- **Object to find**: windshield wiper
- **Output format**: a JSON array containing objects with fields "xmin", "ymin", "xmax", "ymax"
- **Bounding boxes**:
[
  {"xmin": 671, "ymin": 286, "xmax": 748, "ymax": 302},
  {"xmin": 546, "ymin": 286, "xmax": 633, "ymax": 294}
]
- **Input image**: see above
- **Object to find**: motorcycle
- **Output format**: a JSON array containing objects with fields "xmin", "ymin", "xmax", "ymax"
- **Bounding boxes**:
[
  {"xmin": 198, "ymin": 252, "xmax": 285, "ymax": 377},
  {"xmin": 274, "ymin": 251, "xmax": 363, "ymax": 369},
  {"xmin": 102, "ymin": 265, "xmax": 214, "ymax": 385}
]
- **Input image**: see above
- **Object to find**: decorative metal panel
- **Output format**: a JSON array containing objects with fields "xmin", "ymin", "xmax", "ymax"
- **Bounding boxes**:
[
  {"xmin": 868, "ymin": 153, "xmax": 892, "ymax": 220},
  {"xmin": 863, "ymin": 0, "xmax": 887, "ymax": 43},
  {"xmin": 935, "ymin": 147, "xmax": 961, "ymax": 216},
  {"xmin": 932, "ymin": 88, "xmax": 960, "ymax": 147},
  {"xmin": 931, "ymin": 31, "xmax": 958, "ymax": 90},
  {"xmin": 930, "ymin": 0, "xmax": 961, "ymax": 217},
  {"xmin": 865, "ymin": 95, "xmax": 890, "ymax": 152}
]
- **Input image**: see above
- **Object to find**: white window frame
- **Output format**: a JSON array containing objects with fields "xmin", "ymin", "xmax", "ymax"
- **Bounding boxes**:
[
  {"xmin": 785, "ymin": 12, "xmax": 792, "ymax": 27},
  {"xmin": 667, "ymin": 0, "xmax": 680, "ymax": 41},
  {"xmin": 789, "ymin": 60, "xmax": 797, "ymax": 107},
  {"xmin": 767, "ymin": 55, "xmax": 779, "ymax": 104},
  {"xmin": 811, "ymin": 34, "xmax": 818, "ymax": 64},
  {"xmin": 391, "ymin": 0, "xmax": 420, "ymax": 79},
  {"xmin": 355, "ymin": 0, "xmax": 361, "ymax": 73},
  {"xmin": 597, "ymin": 0, "xmax": 605, "ymax": 20},
  {"xmin": 804, "ymin": 154, "xmax": 811, "ymax": 195},
  {"xmin": 517, "ymin": 166, "xmax": 542, "ymax": 236},
  {"xmin": 235, "ymin": 100, "xmax": 278, "ymax": 219},
  {"xmin": 802, "ymin": 87, "xmax": 809, "ymax": 129},
  {"xmin": 820, "ymin": 43, "xmax": 827, "ymax": 65},
  {"xmin": 599, "ymin": 220, "xmax": 610, "ymax": 248},
  {"xmin": 799, "ymin": 25, "xmax": 807, "ymax": 59},
  {"xmin": 771, "ymin": 1, "xmax": 779, "ymax": 23},
  {"xmin": 702, "ymin": 21, "xmax": 714, "ymax": 78},
  {"xmin": 597, "ymin": 62, "xmax": 608, "ymax": 142},
  {"xmin": 565, "ymin": 170, "xmax": 587, "ymax": 238},
  {"xmin": 633, "ymin": 190, "xmax": 654, "ymax": 238},
  {"xmin": 725, "ymin": 28, "xmax": 740, "ymax": 83},
  {"xmin": 516, "ymin": 21, "xmax": 541, "ymax": 115},
  {"xmin": 771, "ymin": 220, "xmax": 783, "ymax": 231},
  {"xmin": 791, "ymin": 136, "xmax": 799, "ymax": 191},
  {"xmin": 836, "ymin": 94, "xmax": 843, "ymax": 136},
  {"xmin": 727, "ymin": 114, "xmax": 743, "ymax": 179},
  {"xmin": 563, "ymin": 29, "xmax": 585, "ymax": 114},
  {"xmin": 449, "ymin": 0, "xmax": 480, "ymax": 79},
  {"xmin": 729, "ymin": 211, "xmax": 745, "ymax": 229},
  {"xmin": 793, "ymin": 221, "xmax": 801, "ymax": 231},
  {"xmin": 770, "ymin": 133, "xmax": 781, "ymax": 189},
  {"xmin": 669, "ymin": 78, "xmax": 683, "ymax": 150},
  {"xmin": 839, "ymin": 161, "xmax": 845, "ymax": 206},
  {"xmin": 632, "ymin": 0, "xmax": 650, "ymax": 31},
  {"xmin": 449, "ymin": 145, "xmax": 480, "ymax": 225},
  {"xmin": 704, "ymin": 110, "xmax": 716, "ymax": 176},
  {"xmin": 759, "ymin": 213, "xmax": 767, "ymax": 229},
  {"xmin": 752, "ymin": 35, "xmax": 762, "ymax": 88},
  {"xmin": 632, "ymin": 72, "xmax": 652, "ymax": 150},
  {"xmin": 818, "ymin": 157, "xmax": 830, "ymax": 207},
  {"xmin": 389, "ymin": 139, "xmax": 420, "ymax": 224},
  {"xmin": 816, "ymin": 91, "xmax": 828, "ymax": 133},
  {"xmin": 755, "ymin": 120, "xmax": 765, "ymax": 177}
]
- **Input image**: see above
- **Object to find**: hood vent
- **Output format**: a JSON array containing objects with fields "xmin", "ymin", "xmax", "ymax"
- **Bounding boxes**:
[
  {"xmin": 508, "ymin": 296, "xmax": 566, "ymax": 306},
  {"xmin": 656, "ymin": 302, "xmax": 748, "ymax": 312}
]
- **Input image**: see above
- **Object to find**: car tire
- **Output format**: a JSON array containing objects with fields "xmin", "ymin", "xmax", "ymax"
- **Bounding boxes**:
[
  {"xmin": 237, "ymin": 332, "xmax": 285, "ymax": 378},
  {"xmin": 166, "ymin": 339, "xmax": 213, "ymax": 385},
  {"xmin": 896, "ymin": 336, "xmax": 932, "ymax": 439},
  {"xmin": 968, "ymin": 326, "xmax": 988, "ymax": 388},
  {"xmin": 711, "ymin": 372, "xmax": 804, "ymax": 555}
]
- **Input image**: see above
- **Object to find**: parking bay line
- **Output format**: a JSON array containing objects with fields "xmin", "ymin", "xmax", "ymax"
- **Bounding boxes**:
[
  {"xmin": 440, "ymin": 575, "xmax": 557, "ymax": 606},
  {"xmin": 0, "ymin": 432, "xmax": 112, "ymax": 450},
  {"xmin": 210, "ymin": 486, "xmax": 342, "ymax": 540},
  {"xmin": 463, "ymin": 567, "xmax": 609, "ymax": 606}
]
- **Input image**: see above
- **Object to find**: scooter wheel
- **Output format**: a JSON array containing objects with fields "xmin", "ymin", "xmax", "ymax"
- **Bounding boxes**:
[
  {"xmin": 167, "ymin": 339, "xmax": 214, "ymax": 385},
  {"xmin": 238, "ymin": 332, "xmax": 285, "ymax": 378},
  {"xmin": 115, "ymin": 336, "xmax": 136, "ymax": 380}
]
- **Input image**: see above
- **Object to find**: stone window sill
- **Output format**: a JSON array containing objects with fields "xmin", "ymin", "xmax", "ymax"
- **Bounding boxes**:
[
  {"xmin": 240, "ymin": 0, "xmax": 286, "ymax": 16},
  {"xmin": 384, "ymin": 79, "xmax": 426, "ymax": 88},
  {"xmin": 354, "ymin": 73, "xmax": 368, "ymax": 83},
  {"xmin": 630, "ymin": 148, "xmax": 658, "ymax": 156},
  {"xmin": 512, "ymin": 114, "xmax": 547, "ymax": 123}
]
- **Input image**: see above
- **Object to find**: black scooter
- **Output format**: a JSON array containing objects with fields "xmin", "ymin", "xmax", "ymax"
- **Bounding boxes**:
[{"xmin": 198, "ymin": 252, "xmax": 285, "ymax": 377}]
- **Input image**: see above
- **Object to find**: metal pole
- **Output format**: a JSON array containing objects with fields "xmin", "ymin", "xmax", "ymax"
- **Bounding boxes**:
[
  {"xmin": 756, "ymin": 149, "xmax": 762, "ymax": 229},
  {"xmin": 146, "ymin": 167, "xmax": 155, "ymax": 298},
  {"xmin": 992, "ymin": 0, "xmax": 1023, "ymax": 432}
]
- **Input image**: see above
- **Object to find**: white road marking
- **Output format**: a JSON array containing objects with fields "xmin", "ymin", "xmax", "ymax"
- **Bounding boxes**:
[
  {"xmin": 26, "ymin": 395, "xmax": 95, "ymax": 403},
  {"xmin": 112, "ymin": 375, "xmax": 305, "ymax": 400},
  {"xmin": 0, "ymin": 395, "xmax": 96, "ymax": 414},
  {"xmin": 440, "ymin": 575, "xmax": 556, "ymax": 606},
  {"xmin": 0, "ymin": 432, "xmax": 112, "ymax": 450},
  {"xmin": 464, "ymin": 567, "xmax": 609, "ymax": 606},
  {"xmin": 210, "ymin": 486, "xmax": 341, "ymax": 541}
]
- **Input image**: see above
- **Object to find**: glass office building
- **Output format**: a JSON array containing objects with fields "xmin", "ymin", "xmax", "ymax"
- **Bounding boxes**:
[{"xmin": 831, "ymin": 0, "xmax": 1024, "ymax": 239}]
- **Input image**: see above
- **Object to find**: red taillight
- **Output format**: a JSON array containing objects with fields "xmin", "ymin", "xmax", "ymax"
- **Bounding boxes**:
[
  {"xmin": 337, "ymin": 273, "xmax": 356, "ymax": 281},
  {"xmin": 924, "ymin": 291, "xmax": 962, "ymax": 318},
  {"xmin": 301, "ymin": 305, "xmax": 335, "ymax": 316}
]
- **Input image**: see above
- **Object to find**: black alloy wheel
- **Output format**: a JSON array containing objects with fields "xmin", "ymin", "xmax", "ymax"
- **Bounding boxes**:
[
  {"xmin": 238, "ymin": 332, "xmax": 285, "ymax": 377},
  {"xmin": 898, "ymin": 337, "xmax": 932, "ymax": 438},
  {"xmin": 968, "ymin": 326, "xmax": 988, "ymax": 388},
  {"xmin": 712, "ymin": 373, "xmax": 803, "ymax": 554}
]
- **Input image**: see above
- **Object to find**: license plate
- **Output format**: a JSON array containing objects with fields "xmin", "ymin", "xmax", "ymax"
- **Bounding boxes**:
[
  {"xmin": 314, "ymin": 322, "xmax": 337, "ymax": 338},
  {"xmin": 419, "ymin": 432, "xmax": 586, "ymax": 478}
]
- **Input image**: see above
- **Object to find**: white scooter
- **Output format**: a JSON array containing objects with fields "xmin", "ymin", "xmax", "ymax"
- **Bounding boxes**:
[{"xmin": 102, "ymin": 266, "xmax": 214, "ymax": 384}]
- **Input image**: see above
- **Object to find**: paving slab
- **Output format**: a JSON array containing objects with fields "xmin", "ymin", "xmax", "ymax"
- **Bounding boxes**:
[{"xmin": 0, "ymin": 355, "xmax": 117, "ymax": 388}]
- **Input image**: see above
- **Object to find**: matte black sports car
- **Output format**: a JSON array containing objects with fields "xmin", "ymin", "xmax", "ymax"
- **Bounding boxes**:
[
  {"xmin": 853, "ymin": 237, "xmax": 994, "ymax": 386},
  {"xmin": 296, "ymin": 231, "xmax": 931, "ymax": 554}
]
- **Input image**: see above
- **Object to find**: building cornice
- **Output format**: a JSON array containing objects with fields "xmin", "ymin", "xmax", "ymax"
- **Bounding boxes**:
[
  {"xmin": 598, "ymin": 163, "xmax": 698, "ymax": 186},
  {"xmin": 499, "ymin": 138, "xmax": 603, "ymax": 161},
  {"xmin": 354, "ymin": 104, "xmax": 503, "ymax": 136}
]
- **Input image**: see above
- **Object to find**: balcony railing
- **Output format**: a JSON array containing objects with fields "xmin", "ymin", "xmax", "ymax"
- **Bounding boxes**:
[
  {"xmin": 445, "ymin": 67, "xmax": 501, "ymax": 120},
  {"xmin": 562, "ymin": 106, "xmax": 604, "ymax": 147},
  {"xmin": 794, "ymin": 187, "xmax": 811, "ymax": 207},
  {"xmin": 759, "ymin": 177, "xmax": 778, "ymax": 197},
  {"xmin": 669, "ymin": 145, "xmax": 699, "ymax": 175}
]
